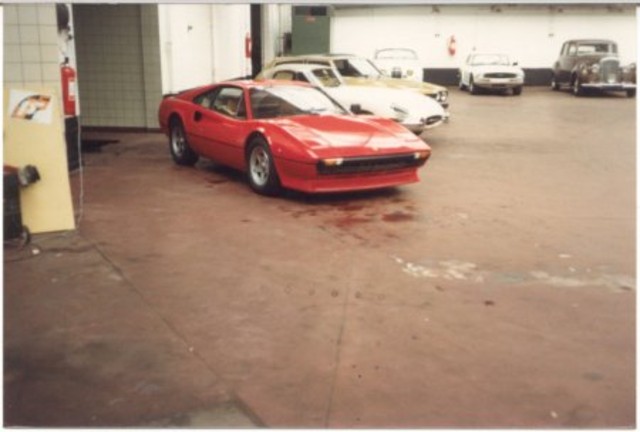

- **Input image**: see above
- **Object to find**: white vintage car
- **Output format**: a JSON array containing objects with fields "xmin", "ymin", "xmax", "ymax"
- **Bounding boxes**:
[
  {"xmin": 260, "ymin": 63, "xmax": 446, "ymax": 134},
  {"xmin": 459, "ymin": 53, "xmax": 525, "ymax": 95},
  {"xmin": 374, "ymin": 48, "xmax": 424, "ymax": 83}
]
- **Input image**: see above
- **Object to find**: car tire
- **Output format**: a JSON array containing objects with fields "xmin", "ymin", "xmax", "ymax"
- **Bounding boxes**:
[
  {"xmin": 469, "ymin": 77, "xmax": 479, "ymax": 95},
  {"xmin": 572, "ymin": 78, "xmax": 584, "ymax": 97},
  {"xmin": 551, "ymin": 74, "xmax": 560, "ymax": 91},
  {"xmin": 627, "ymin": 89, "xmax": 636, "ymax": 98},
  {"xmin": 513, "ymin": 86, "xmax": 523, "ymax": 96},
  {"xmin": 169, "ymin": 118, "xmax": 199, "ymax": 166},
  {"xmin": 458, "ymin": 79, "xmax": 466, "ymax": 91},
  {"xmin": 246, "ymin": 136, "xmax": 281, "ymax": 196}
]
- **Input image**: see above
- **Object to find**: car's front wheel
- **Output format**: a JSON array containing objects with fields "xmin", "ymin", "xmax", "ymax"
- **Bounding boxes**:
[
  {"xmin": 246, "ymin": 136, "xmax": 281, "ymax": 196},
  {"xmin": 469, "ymin": 76, "xmax": 479, "ymax": 95},
  {"xmin": 551, "ymin": 74, "xmax": 560, "ymax": 91},
  {"xmin": 513, "ymin": 86, "xmax": 523, "ymax": 96},
  {"xmin": 169, "ymin": 118, "xmax": 199, "ymax": 166},
  {"xmin": 572, "ymin": 78, "xmax": 584, "ymax": 96}
]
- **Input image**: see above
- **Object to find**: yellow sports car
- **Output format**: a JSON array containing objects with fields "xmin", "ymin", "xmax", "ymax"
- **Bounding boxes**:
[{"xmin": 261, "ymin": 54, "xmax": 450, "ymax": 114}]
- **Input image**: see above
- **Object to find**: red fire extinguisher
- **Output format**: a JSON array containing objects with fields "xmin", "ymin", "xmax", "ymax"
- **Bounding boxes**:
[
  {"xmin": 61, "ymin": 57, "xmax": 77, "ymax": 116},
  {"xmin": 447, "ymin": 35, "xmax": 457, "ymax": 56},
  {"xmin": 245, "ymin": 33, "xmax": 252, "ymax": 59}
]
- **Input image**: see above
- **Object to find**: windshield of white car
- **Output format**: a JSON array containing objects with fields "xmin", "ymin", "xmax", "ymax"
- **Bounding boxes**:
[
  {"xmin": 250, "ymin": 86, "xmax": 347, "ymax": 119},
  {"xmin": 375, "ymin": 49, "xmax": 418, "ymax": 60},
  {"xmin": 334, "ymin": 58, "xmax": 382, "ymax": 78},
  {"xmin": 576, "ymin": 43, "xmax": 617, "ymax": 55},
  {"xmin": 470, "ymin": 54, "xmax": 510, "ymax": 66},
  {"xmin": 311, "ymin": 68, "xmax": 342, "ymax": 88}
]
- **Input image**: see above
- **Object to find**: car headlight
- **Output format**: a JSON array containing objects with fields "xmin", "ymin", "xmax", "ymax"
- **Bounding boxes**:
[
  {"xmin": 391, "ymin": 104, "xmax": 409, "ymax": 121},
  {"xmin": 590, "ymin": 63, "xmax": 600, "ymax": 73},
  {"xmin": 438, "ymin": 90, "xmax": 448, "ymax": 103}
]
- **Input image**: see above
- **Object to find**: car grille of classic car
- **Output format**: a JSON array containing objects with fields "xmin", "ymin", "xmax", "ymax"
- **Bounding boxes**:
[
  {"xmin": 317, "ymin": 152, "xmax": 429, "ymax": 175},
  {"xmin": 485, "ymin": 72, "xmax": 517, "ymax": 79},
  {"xmin": 600, "ymin": 58, "xmax": 620, "ymax": 83}
]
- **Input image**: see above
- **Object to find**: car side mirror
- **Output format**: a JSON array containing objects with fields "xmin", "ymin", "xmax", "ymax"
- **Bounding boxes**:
[{"xmin": 350, "ymin": 104, "xmax": 363, "ymax": 114}]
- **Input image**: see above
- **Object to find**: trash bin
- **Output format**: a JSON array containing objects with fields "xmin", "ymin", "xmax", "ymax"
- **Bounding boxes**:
[
  {"xmin": 3, "ymin": 165, "xmax": 37, "ymax": 246},
  {"xmin": 4, "ymin": 166, "xmax": 24, "ymax": 241}
]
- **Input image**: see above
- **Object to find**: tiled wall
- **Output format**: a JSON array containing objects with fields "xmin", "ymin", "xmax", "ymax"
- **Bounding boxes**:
[
  {"xmin": 74, "ymin": 4, "xmax": 161, "ymax": 128},
  {"xmin": 4, "ymin": 4, "xmax": 62, "ymax": 98}
]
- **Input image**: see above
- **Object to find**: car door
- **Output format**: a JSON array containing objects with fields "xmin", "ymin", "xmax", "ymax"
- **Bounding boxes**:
[
  {"xmin": 558, "ymin": 42, "xmax": 577, "ymax": 83},
  {"xmin": 190, "ymin": 85, "xmax": 248, "ymax": 170}
]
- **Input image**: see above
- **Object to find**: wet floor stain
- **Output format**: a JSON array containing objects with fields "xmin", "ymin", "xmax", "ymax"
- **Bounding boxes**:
[
  {"xmin": 333, "ymin": 215, "xmax": 374, "ymax": 229},
  {"xmin": 206, "ymin": 178, "xmax": 228, "ymax": 185},
  {"xmin": 382, "ymin": 211, "xmax": 414, "ymax": 222}
]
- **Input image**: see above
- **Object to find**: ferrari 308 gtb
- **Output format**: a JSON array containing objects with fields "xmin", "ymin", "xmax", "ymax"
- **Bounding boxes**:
[{"xmin": 158, "ymin": 80, "xmax": 431, "ymax": 195}]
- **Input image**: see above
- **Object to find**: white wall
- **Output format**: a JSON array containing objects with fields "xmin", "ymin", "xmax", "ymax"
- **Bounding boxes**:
[
  {"xmin": 211, "ymin": 4, "xmax": 251, "ymax": 81},
  {"xmin": 159, "ymin": 4, "xmax": 213, "ymax": 93},
  {"xmin": 331, "ymin": 5, "xmax": 637, "ymax": 68},
  {"xmin": 158, "ymin": 4, "xmax": 251, "ymax": 93},
  {"xmin": 261, "ymin": 4, "xmax": 292, "ymax": 65}
]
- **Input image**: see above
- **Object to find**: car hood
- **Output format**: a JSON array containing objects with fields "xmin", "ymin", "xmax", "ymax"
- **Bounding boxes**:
[
  {"xmin": 575, "ymin": 54, "xmax": 619, "ymax": 65},
  {"xmin": 272, "ymin": 114, "xmax": 428, "ymax": 158},
  {"xmin": 343, "ymin": 76, "xmax": 445, "ymax": 96},
  {"xmin": 469, "ymin": 64, "xmax": 523, "ymax": 75},
  {"xmin": 326, "ymin": 86, "xmax": 444, "ymax": 118}
]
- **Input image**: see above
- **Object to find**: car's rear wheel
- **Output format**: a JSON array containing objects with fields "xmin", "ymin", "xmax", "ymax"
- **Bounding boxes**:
[
  {"xmin": 246, "ymin": 136, "xmax": 281, "ymax": 196},
  {"xmin": 458, "ymin": 79, "xmax": 466, "ymax": 91},
  {"xmin": 627, "ymin": 89, "xmax": 636, "ymax": 98},
  {"xmin": 551, "ymin": 74, "xmax": 560, "ymax": 91},
  {"xmin": 169, "ymin": 118, "xmax": 199, "ymax": 166}
]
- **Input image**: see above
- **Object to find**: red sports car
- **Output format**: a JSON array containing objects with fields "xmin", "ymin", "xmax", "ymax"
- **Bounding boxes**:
[{"xmin": 158, "ymin": 80, "xmax": 431, "ymax": 195}]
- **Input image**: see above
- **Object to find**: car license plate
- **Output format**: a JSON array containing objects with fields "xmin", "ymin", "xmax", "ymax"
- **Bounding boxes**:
[{"xmin": 607, "ymin": 74, "xmax": 617, "ymax": 83}]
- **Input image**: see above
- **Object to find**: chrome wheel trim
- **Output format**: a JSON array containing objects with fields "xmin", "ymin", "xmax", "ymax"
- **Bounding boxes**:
[
  {"xmin": 171, "ymin": 125, "xmax": 186, "ymax": 156},
  {"xmin": 249, "ymin": 146, "xmax": 270, "ymax": 187}
]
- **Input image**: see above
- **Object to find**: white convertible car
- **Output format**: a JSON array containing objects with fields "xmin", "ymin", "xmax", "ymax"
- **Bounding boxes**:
[
  {"xmin": 459, "ymin": 53, "xmax": 525, "ymax": 95},
  {"xmin": 259, "ymin": 63, "xmax": 446, "ymax": 134}
]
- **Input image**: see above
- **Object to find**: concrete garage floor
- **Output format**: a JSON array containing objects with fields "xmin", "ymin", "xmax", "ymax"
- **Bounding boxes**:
[{"xmin": 4, "ymin": 87, "xmax": 635, "ymax": 428}]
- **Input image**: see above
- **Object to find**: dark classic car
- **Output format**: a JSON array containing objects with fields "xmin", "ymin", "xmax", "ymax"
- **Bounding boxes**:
[{"xmin": 551, "ymin": 39, "xmax": 636, "ymax": 97}]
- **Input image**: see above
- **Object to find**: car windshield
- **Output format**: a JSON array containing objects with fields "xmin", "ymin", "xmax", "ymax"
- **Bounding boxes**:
[
  {"xmin": 333, "ymin": 58, "xmax": 382, "ymax": 78},
  {"xmin": 577, "ymin": 43, "xmax": 617, "ymax": 55},
  {"xmin": 470, "ymin": 54, "xmax": 510, "ymax": 66},
  {"xmin": 250, "ymin": 85, "xmax": 347, "ymax": 119},
  {"xmin": 375, "ymin": 49, "xmax": 418, "ymax": 60},
  {"xmin": 311, "ymin": 68, "xmax": 342, "ymax": 88},
  {"xmin": 376, "ymin": 48, "xmax": 418, "ymax": 60}
]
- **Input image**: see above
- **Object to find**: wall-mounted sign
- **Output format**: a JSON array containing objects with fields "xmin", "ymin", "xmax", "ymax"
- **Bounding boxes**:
[{"xmin": 8, "ymin": 90, "xmax": 54, "ymax": 125}]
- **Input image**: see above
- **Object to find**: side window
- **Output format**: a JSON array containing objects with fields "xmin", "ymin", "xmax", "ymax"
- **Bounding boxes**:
[
  {"xmin": 273, "ymin": 71, "xmax": 295, "ymax": 81},
  {"xmin": 568, "ymin": 43, "xmax": 577, "ymax": 56},
  {"xmin": 194, "ymin": 90, "xmax": 218, "ymax": 109},
  {"xmin": 294, "ymin": 72, "xmax": 310, "ymax": 83},
  {"xmin": 211, "ymin": 86, "xmax": 246, "ymax": 118}
]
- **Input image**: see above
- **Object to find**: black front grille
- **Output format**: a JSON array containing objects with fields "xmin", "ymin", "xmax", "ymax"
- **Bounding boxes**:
[
  {"xmin": 317, "ymin": 153, "xmax": 428, "ymax": 175},
  {"xmin": 425, "ymin": 115, "xmax": 442, "ymax": 126},
  {"xmin": 485, "ymin": 73, "xmax": 516, "ymax": 79}
]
